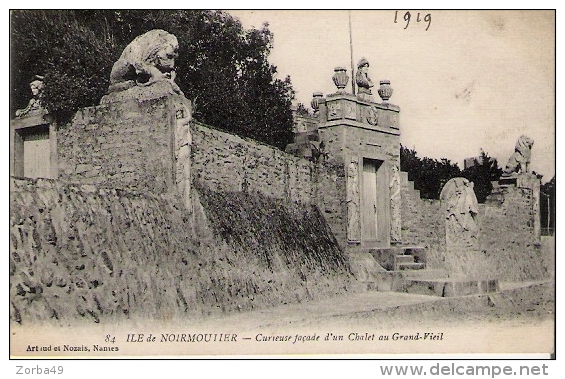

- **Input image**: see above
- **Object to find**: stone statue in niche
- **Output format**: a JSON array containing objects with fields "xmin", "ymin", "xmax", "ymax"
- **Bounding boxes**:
[
  {"xmin": 355, "ymin": 58, "xmax": 374, "ymax": 102},
  {"xmin": 16, "ymin": 75, "xmax": 45, "ymax": 118},
  {"xmin": 389, "ymin": 164, "xmax": 402, "ymax": 244},
  {"xmin": 174, "ymin": 99, "xmax": 193, "ymax": 211},
  {"xmin": 108, "ymin": 29, "xmax": 181, "ymax": 93},
  {"xmin": 175, "ymin": 101, "xmax": 192, "ymax": 146},
  {"xmin": 440, "ymin": 177, "xmax": 479, "ymax": 247},
  {"xmin": 502, "ymin": 135, "xmax": 534, "ymax": 175},
  {"xmin": 347, "ymin": 160, "xmax": 360, "ymax": 242}
]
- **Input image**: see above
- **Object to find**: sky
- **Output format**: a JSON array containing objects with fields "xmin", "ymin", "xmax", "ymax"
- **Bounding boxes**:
[{"xmin": 228, "ymin": 10, "xmax": 555, "ymax": 181}]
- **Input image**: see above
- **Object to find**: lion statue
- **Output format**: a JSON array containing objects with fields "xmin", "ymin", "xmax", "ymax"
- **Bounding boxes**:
[
  {"xmin": 502, "ymin": 135, "xmax": 534, "ymax": 175},
  {"xmin": 108, "ymin": 29, "xmax": 180, "ymax": 93}
]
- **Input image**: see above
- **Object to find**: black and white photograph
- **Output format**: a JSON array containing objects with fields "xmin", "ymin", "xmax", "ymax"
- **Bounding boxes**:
[{"xmin": 8, "ymin": 9, "xmax": 556, "ymax": 361}]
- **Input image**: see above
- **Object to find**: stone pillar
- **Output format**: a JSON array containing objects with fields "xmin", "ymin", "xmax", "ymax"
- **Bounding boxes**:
[
  {"xmin": 495, "ymin": 173, "xmax": 541, "ymax": 245},
  {"xmin": 57, "ymin": 81, "xmax": 193, "ymax": 212},
  {"xmin": 346, "ymin": 159, "xmax": 361, "ymax": 243},
  {"xmin": 389, "ymin": 163, "xmax": 402, "ymax": 244},
  {"xmin": 517, "ymin": 174, "xmax": 541, "ymax": 245}
]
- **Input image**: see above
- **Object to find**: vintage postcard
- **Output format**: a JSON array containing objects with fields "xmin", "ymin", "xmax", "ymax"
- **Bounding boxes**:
[{"xmin": 8, "ymin": 9, "xmax": 555, "ymax": 359}]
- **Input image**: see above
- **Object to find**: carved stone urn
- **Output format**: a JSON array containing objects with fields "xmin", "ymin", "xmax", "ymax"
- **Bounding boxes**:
[
  {"xmin": 310, "ymin": 92, "xmax": 323, "ymax": 112},
  {"xmin": 332, "ymin": 67, "xmax": 349, "ymax": 93},
  {"xmin": 378, "ymin": 80, "xmax": 393, "ymax": 102}
]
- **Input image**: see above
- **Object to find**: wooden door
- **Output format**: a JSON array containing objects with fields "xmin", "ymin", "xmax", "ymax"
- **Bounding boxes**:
[
  {"xmin": 23, "ymin": 130, "xmax": 50, "ymax": 179},
  {"xmin": 361, "ymin": 158, "xmax": 390, "ymax": 246}
]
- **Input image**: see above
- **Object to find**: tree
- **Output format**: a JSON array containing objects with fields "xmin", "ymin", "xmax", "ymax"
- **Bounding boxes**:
[
  {"xmin": 10, "ymin": 10, "xmax": 295, "ymax": 150},
  {"xmin": 294, "ymin": 102, "xmax": 313, "ymax": 117},
  {"xmin": 461, "ymin": 149, "xmax": 503, "ymax": 203},
  {"xmin": 10, "ymin": 11, "xmax": 116, "ymax": 121},
  {"xmin": 400, "ymin": 145, "xmax": 462, "ymax": 199}
]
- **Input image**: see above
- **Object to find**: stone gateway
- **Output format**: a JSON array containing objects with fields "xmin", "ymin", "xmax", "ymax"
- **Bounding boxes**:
[{"xmin": 9, "ymin": 26, "xmax": 547, "ymax": 327}]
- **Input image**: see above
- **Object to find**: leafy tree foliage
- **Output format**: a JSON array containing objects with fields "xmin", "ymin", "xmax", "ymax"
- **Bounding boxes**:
[
  {"xmin": 10, "ymin": 10, "xmax": 295, "ymax": 149},
  {"xmin": 461, "ymin": 150, "xmax": 503, "ymax": 203},
  {"xmin": 400, "ymin": 145, "xmax": 461, "ymax": 199},
  {"xmin": 400, "ymin": 145, "xmax": 503, "ymax": 203},
  {"xmin": 10, "ymin": 11, "xmax": 115, "ymax": 121},
  {"xmin": 294, "ymin": 102, "xmax": 313, "ymax": 117}
]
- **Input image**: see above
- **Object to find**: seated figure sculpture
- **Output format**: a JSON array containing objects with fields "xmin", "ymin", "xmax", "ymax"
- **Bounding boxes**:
[
  {"xmin": 15, "ymin": 75, "xmax": 45, "ymax": 118},
  {"xmin": 108, "ymin": 29, "xmax": 180, "ymax": 93},
  {"xmin": 355, "ymin": 58, "xmax": 374, "ymax": 101},
  {"xmin": 502, "ymin": 135, "xmax": 534, "ymax": 175}
]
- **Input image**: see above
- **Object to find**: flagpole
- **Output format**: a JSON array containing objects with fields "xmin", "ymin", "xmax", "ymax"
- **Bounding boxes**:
[{"xmin": 349, "ymin": 10, "xmax": 355, "ymax": 95}]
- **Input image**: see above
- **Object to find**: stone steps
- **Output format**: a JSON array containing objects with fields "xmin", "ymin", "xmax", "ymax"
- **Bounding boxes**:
[
  {"xmin": 399, "ymin": 278, "xmax": 499, "ymax": 297},
  {"xmin": 363, "ymin": 271, "xmax": 499, "ymax": 297},
  {"xmin": 400, "ymin": 269, "xmax": 449, "ymax": 280},
  {"xmin": 396, "ymin": 262, "xmax": 426, "ymax": 271},
  {"xmin": 349, "ymin": 243, "xmax": 500, "ymax": 298},
  {"xmin": 360, "ymin": 245, "xmax": 426, "ymax": 270},
  {"xmin": 394, "ymin": 254, "xmax": 414, "ymax": 264}
]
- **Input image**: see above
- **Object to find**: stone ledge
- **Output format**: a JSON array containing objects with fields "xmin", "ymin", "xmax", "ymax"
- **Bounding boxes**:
[
  {"xmin": 319, "ymin": 120, "xmax": 400, "ymax": 135},
  {"xmin": 100, "ymin": 80, "xmax": 184, "ymax": 104},
  {"xmin": 10, "ymin": 109, "xmax": 51, "ymax": 129},
  {"xmin": 400, "ymin": 278, "xmax": 499, "ymax": 297},
  {"xmin": 323, "ymin": 93, "xmax": 400, "ymax": 112}
]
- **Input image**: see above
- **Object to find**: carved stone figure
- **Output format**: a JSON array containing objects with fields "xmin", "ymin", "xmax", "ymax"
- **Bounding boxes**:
[
  {"xmin": 347, "ymin": 160, "xmax": 360, "ymax": 242},
  {"xmin": 389, "ymin": 164, "xmax": 402, "ymax": 244},
  {"xmin": 502, "ymin": 135, "xmax": 534, "ymax": 175},
  {"xmin": 15, "ymin": 76, "xmax": 45, "ymax": 118},
  {"xmin": 327, "ymin": 102, "xmax": 342, "ymax": 120},
  {"xmin": 108, "ymin": 29, "xmax": 180, "ymax": 93},
  {"xmin": 174, "ymin": 98, "xmax": 193, "ymax": 212},
  {"xmin": 365, "ymin": 106, "xmax": 379, "ymax": 126},
  {"xmin": 440, "ymin": 177, "xmax": 479, "ymax": 247},
  {"xmin": 355, "ymin": 58, "xmax": 374, "ymax": 101},
  {"xmin": 344, "ymin": 101, "xmax": 356, "ymax": 120}
]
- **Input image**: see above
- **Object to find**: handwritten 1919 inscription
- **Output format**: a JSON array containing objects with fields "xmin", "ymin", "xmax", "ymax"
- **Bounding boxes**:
[{"xmin": 395, "ymin": 11, "xmax": 432, "ymax": 31}]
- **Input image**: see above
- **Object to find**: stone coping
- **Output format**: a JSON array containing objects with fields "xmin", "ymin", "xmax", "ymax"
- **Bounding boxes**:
[
  {"xmin": 322, "ymin": 93, "xmax": 400, "ymax": 112},
  {"xmin": 319, "ymin": 119, "xmax": 400, "ymax": 135},
  {"xmin": 10, "ymin": 109, "xmax": 51, "ymax": 129}
]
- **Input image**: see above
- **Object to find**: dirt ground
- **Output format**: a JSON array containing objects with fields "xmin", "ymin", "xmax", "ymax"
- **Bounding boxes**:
[{"xmin": 11, "ymin": 279, "xmax": 554, "ymax": 357}]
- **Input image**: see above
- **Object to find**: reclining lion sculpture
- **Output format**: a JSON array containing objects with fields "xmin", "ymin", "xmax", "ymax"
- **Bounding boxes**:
[
  {"xmin": 108, "ymin": 29, "xmax": 180, "ymax": 93},
  {"xmin": 502, "ymin": 135, "xmax": 534, "ymax": 175}
]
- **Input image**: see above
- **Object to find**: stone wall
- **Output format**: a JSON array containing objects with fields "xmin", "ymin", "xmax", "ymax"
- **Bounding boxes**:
[
  {"xmin": 191, "ymin": 121, "xmax": 315, "ymax": 204},
  {"xmin": 400, "ymin": 171, "xmax": 444, "ymax": 250},
  {"xmin": 475, "ymin": 185, "xmax": 551, "ymax": 280},
  {"xmin": 400, "ymin": 173, "xmax": 552, "ymax": 280},
  {"xmin": 315, "ymin": 161, "xmax": 348, "ymax": 248},
  {"xmin": 10, "ymin": 177, "xmax": 354, "ymax": 324},
  {"xmin": 57, "ymin": 95, "xmax": 175, "ymax": 193}
]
